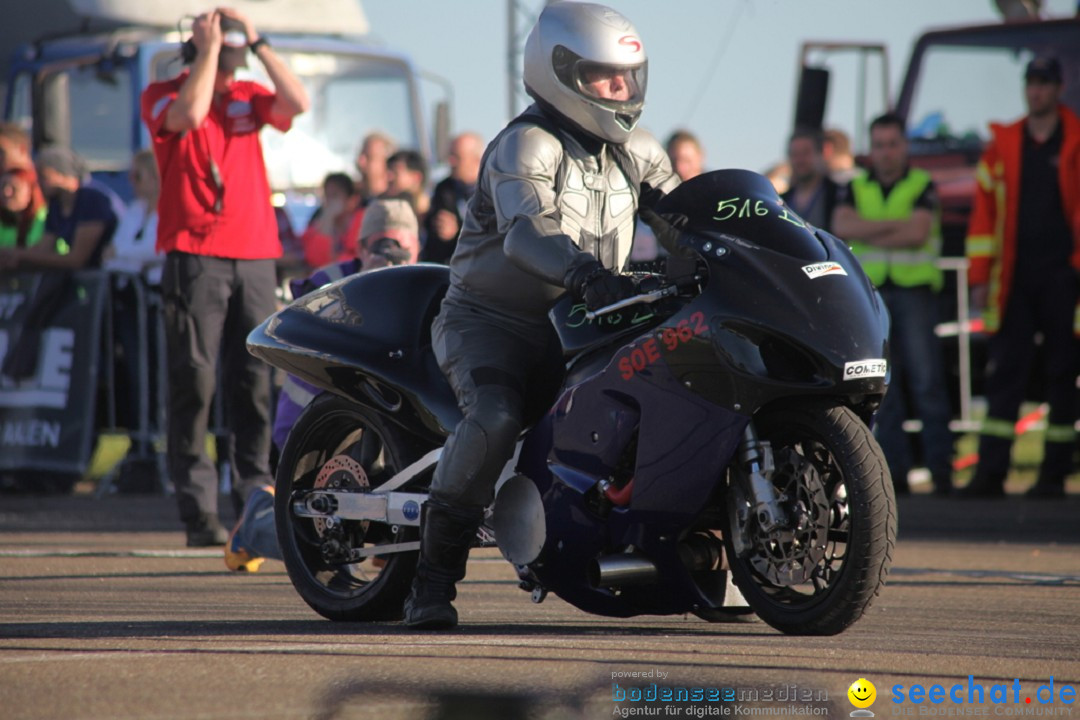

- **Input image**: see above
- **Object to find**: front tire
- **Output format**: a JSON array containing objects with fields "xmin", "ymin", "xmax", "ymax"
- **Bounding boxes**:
[
  {"xmin": 276, "ymin": 393, "xmax": 428, "ymax": 622},
  {"xmin": 721, "ymin": 401, "xmax": 896, "ymax": 635}
]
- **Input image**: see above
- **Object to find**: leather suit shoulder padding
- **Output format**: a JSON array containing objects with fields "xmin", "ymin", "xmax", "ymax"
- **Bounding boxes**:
[{"xmin": 488, "ymin": 124, "xmax": 565, "ymax": 232}]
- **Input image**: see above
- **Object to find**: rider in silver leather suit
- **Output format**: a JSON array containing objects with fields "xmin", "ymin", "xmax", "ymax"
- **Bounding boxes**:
[{"xmin": 404, "ymin": 1, "xmax": 680, "ymax": 630}]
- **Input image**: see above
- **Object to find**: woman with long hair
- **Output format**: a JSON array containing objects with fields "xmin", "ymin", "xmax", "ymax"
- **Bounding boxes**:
[{"xmin": 0, "ymin": 166, "xmax": 47, "ymax": 251}]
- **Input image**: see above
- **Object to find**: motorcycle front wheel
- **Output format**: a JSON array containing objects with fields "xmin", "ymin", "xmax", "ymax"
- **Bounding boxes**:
[
  {"xmin": 721, "ymin": 400, "xmax": 896, "ymax": 636},
  {"xmin": 276, "ymin": 393, "xmax": 427, "ymax": 622}
]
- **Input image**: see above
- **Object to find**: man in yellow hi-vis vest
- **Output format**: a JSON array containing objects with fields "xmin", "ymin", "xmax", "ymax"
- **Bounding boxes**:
[{"xmin": 832, "ymin": 113, "xmax": 954, "ymax": 496}]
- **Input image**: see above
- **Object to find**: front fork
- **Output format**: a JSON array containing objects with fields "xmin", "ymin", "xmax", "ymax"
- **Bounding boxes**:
[{"xmin": 736, "ymin": 424, "xmax": 788, "ymax": 535}]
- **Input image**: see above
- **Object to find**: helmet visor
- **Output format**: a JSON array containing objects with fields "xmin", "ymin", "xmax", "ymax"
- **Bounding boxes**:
[
  {"xmin": 553, "ymin": 45, "xmax": 647, "ymax": 113},
  {"xmin": 576, "ymin": 62, "xmax": 646, "ymax": 108}
]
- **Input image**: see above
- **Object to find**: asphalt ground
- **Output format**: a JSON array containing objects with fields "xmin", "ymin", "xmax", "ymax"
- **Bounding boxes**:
[{"xmin": 0, "ymin": 490, "xmax": 1077, "ymax": 720}]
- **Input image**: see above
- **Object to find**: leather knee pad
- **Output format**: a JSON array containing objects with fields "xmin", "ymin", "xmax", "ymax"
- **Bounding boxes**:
[
  {"xmin": 431, "ymin": 390, "xmax": 522, "ymax": 508},
  {"xmin": 433, "ymin": 417, "xmax": 488, "ymax": 497}
]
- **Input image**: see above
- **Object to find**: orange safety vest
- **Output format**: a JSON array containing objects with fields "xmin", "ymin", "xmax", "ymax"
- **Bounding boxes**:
[{"xmin": 965, "ymin": 104, "xmax": 1080, "ymax": 334}]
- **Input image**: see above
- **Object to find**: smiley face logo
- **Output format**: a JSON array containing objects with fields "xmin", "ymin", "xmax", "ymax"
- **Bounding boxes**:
[{"xmin": 848, "ymin": 678, "xmax": 877, "ymax": 710}]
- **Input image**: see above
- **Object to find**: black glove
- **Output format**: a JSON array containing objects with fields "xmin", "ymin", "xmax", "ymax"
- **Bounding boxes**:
[
  {"xmin": 566, "ymin": 260, "xmax": 637, "ymax": 312},
  {"xmin": 638, "ymin": 181, "xmax": 666, "ymax": 212}
]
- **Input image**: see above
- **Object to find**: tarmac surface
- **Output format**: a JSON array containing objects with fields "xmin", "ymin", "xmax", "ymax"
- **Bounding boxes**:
[{"xmin": 0, "ymin": 490, "xmax": 1077, "ymax": 720}]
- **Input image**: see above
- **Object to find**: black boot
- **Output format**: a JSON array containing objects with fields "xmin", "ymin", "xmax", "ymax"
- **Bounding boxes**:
[
  {"xmin": 1027, "ymin": 442, "xmax": 1072, "ymax": 498},
  {"xmin": 960, "ymin": 437, "xmax": 1010, "ymax": 498},
  {"xmin": 957, "ymin": 470, "xmax": 1006, "ymax": 498},
  {"xmin": 186, "ymin": 512, "xmax": 228, "ymax": 547},
  {"xmin": 404, "ymin": 500, "xmax": 483, "ymax": 630},
  {"xmin": 1025, "ymin": 473, "xmax": 1066, "ymax": 499},
  {"xmin": 931, "ymin": 470, "xmax": 954, "ymax": 497}
]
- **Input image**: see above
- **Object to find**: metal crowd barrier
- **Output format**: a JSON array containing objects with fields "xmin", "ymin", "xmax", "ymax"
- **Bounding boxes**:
[
  {"xmin": 96, "ymin": 270, "xmax": 169, "ymax": 496},
  {"xmin": 896, "ymin": 257, "xmax": 984, "ymax": 437},
  {"xmin": 94, "ymin": 270, "xmax": 237, "ymax": 497},
  {"xmin": 934, "ymin": 257, "xmax": 982, "ymax": 434}
]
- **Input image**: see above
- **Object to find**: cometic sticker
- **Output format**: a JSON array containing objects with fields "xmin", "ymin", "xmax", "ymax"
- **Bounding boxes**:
[
  {"xmin": 843, "ymin": 359, "xmax": 888, "ymax": 379},
  {"xmin": 802, "ymin": 262, "xmax": 848, "ymax": 279}
]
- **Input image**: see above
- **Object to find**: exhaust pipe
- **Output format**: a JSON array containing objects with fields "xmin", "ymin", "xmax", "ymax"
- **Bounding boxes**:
[{"xmin": 588, "ymin": 553, "xmax": 658, "ymax": 588}]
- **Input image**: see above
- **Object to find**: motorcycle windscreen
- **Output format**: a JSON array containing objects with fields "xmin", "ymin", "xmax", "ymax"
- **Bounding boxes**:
[{"xmin": 656, "ymin": 168, "xmax": 828, "ymax": 262}]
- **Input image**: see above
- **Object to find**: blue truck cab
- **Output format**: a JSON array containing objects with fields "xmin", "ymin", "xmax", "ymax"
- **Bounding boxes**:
[{"xmin": 3, "ymin": 0, "xmax": 443, "ymax": 238}]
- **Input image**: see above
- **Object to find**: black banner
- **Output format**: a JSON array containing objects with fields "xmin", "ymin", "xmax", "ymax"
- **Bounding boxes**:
[{"xmin": 0, "ymin": 271, "xmax": 106, "ymax": 474}]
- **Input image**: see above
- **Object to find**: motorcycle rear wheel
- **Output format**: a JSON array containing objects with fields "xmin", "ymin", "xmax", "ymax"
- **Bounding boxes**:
[
  {"xmin": 721, "ymin": 400, "xmax": 896, "ymax": 635},
  {"xmin": 276, "ymin": 393, "xmax": 427, "ymax": 622}
]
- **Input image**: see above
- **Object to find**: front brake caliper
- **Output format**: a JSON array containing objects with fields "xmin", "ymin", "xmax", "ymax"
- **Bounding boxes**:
[{"xmin": 738, "ymin": 425, "xmax": 788, "ymax": 534}]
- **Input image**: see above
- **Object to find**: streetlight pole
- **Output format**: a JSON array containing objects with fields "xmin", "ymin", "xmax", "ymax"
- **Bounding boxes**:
[{"xmin": 507, "ymin": 0, "xmax": 552, "ymax": 121}]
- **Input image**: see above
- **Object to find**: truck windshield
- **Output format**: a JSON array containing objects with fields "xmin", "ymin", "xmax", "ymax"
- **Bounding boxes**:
[
  {"xmin": 906, "ymin": 45, "xmax": 1029, "ymax": 152},
  {"xmin": 900, "ymin": 21, "xmax": 1080, "ymax": 156},
  {"xmin": 36, "ymin": 59, "xmax": 134, "ymax": 171},
  {"xmin": 248, "ymin": 50, "xmax": 420, "ymax": 190},
  {"xmin": 153, "ymin": 48, "xmax": 420, "ymax": 190}
]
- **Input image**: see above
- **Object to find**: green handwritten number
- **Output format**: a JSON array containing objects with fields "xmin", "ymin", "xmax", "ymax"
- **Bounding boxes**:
[
  {"xmin": 713, "ymin": 197, "xmax": 740, "ymax": 222},
  {"xmin": 713, "ymin": 195, "xmax": 811, "ymax": 227},
  {"xmin": 566, "ymin": 303, "xmax": 588, "ymax": 329},
  {"xmin": 716, "ymin": 197, "xmax": 774, "ymax": 221},
  {"xmin": 567, "ymin": 303, "xmax": 647, "ymax": 329},
  {"xmin": 776, "ymin": 205, "xmax": 807, "ymax": 228}
]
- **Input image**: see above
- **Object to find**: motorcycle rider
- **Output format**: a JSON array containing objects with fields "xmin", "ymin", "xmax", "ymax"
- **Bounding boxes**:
[{"xmin": 403, "ymin": 1, "xmax": 681, "ymax": 629}]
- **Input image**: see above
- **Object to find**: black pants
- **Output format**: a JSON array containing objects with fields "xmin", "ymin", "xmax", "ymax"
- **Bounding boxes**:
[
  {"xmin": 161, "ymin": 252, "xmax": 276, "ymax": 525},
  {"xmin": 430, "ymin": 301, "xmax": 561, "ymax": 509},
  {"xmin": 976, "ymin": 268, "xmax": 1079, "ymax": 482}
]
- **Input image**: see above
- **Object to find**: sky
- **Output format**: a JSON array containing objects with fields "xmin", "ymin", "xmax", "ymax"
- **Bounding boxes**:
[{"xmin": 361, "ymin": 0, "xmax": 1078, "ymax": 174}]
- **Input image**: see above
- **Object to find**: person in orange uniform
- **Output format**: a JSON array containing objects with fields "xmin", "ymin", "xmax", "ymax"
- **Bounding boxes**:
[{"xmin": 962, "ymin": 57, "xmax": 1080, "ymax": 498}]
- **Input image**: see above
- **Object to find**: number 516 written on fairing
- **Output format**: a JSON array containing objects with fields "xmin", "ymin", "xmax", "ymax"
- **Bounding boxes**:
[{"xmin": 714, "ymin": 197, "xmax": 806, "ymax": 227}]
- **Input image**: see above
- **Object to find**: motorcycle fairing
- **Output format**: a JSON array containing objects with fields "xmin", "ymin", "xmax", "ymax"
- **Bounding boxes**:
[
  {"xmin": 652, "ymin": 171, "xmax": 890, "ymax": 413},
  {"xmin": 511, "ymin": 171, "xmax": 891, "ymax": 618},
  {"xmin": 673, "ymin": 231, "xmax": 889, "ymax": 413},
  {"xmin": 247, "ymin": 264, "xmax": 462, "ymax": 441},
  {"xmin": 518, "ymin": 315, "xmax": 749, "ymax": 617}
]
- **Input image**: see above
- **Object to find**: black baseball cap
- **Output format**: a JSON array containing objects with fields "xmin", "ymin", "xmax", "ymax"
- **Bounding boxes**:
[{"xmin": 1025, "ymin": 57, "xmax": 1062, "ymax": 84}]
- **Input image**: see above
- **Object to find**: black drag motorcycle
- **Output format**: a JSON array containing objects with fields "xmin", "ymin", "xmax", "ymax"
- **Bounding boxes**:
[{"xmin": 247, "ymin": 169, "xmax": 896, "ymax": 635}]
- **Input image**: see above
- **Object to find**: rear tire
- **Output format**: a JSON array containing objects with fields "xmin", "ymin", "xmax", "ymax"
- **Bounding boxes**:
[
  {"xmin": 276, "ymin": 393, "xmax": 429, "ymax": 622},
  {"xmin": 721, "ymin": 401, "xmax": 896, "ymax": 635}
]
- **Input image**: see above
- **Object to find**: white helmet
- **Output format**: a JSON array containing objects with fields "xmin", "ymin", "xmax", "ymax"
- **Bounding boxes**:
[{"xmin": 523, "ymin": 1, "xmax": 648, "ymax": 145}]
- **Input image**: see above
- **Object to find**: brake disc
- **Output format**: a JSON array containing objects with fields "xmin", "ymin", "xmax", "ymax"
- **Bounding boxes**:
[
  {"xmin": 749, "ymin": 447, "xmax": 830, "ymax": 587},
  {"xmin": 312, "ymin": 454, "xmax": 370, "ymax": 536}
]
